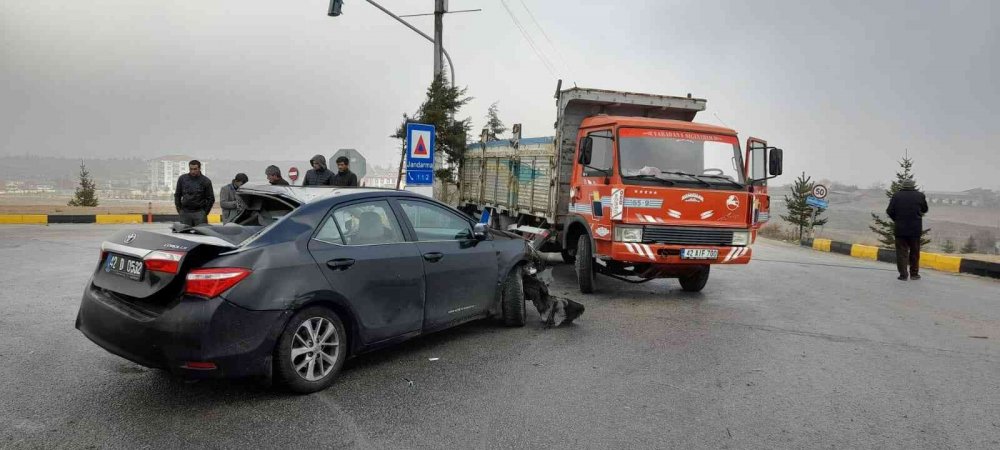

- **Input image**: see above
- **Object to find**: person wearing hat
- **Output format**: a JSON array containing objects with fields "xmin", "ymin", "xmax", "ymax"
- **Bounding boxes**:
[
  {"xmin": 886, "ymin": 179, "xmax": 929, "ymax": 280},
  {"xmin": 220, "ymin": 173, "xmax": 249, "ymax": 224}
]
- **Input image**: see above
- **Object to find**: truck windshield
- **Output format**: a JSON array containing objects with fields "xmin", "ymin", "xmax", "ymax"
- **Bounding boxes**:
[{"xmin": 618, "ymin": 128, "xmax": 745, "ymax": 188}]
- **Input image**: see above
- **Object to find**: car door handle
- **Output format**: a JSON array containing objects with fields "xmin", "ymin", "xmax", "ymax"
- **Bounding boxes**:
[
  {"xmin": 422, "ymin": 252, "xmax": 444, "ymax": 263},
  {"xmin": 326, "ymin": 258, "xmax": 356, "ymax": 270}
]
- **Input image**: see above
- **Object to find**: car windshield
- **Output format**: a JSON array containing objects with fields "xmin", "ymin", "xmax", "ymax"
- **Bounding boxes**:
[{"xmin": 618, "ymin": 128, "xmax": 745, "ymax": 187}]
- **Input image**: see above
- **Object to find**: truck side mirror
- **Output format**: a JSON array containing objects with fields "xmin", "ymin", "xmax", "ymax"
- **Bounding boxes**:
[
  {"xmin": 578, "ymin": 137, "xmax": 593, "ymax": 165},
  {"xmin": 768, "ymin": 148, "xmax": 784, "ymax": 176}
]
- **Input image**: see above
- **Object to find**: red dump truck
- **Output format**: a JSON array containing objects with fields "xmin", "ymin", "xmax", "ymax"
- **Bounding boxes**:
[{"xmin": 458, "ymin": 82, "xmax": 784, "ymax": 293}]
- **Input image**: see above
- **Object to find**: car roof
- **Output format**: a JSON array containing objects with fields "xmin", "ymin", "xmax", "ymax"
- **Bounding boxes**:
[{"xmin": 237, "ymin": 183, "xmax": 414, "ymax": 205}]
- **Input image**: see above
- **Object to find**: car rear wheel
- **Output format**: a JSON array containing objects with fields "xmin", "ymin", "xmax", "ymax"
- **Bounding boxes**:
[
  {"xmin": 678, "ymin": 266, "xmax": 710, "ymax": 292},
  {"xmin": 274, "ymin": 307, "xmax": 347, "ymax": 394},
  {"xmin": 575, "ymin": 235, "xmax": 596, "ymax": 293}
]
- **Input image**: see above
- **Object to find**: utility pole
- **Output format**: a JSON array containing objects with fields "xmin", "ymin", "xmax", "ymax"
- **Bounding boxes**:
[{"xmin": 434, "ymin": 0, "xmax": 446, "ymax": 79}]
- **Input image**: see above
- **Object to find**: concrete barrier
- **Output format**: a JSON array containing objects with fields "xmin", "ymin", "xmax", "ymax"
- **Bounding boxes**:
[
  {"xmin": 0, "ymin": 214, "xmax": 223, "ymax": 225},
  {"xmin": 0, "ymin": 215, "xmax": 48, "ymax": 224},
  {"xmin": 95, "ymin": 214, "xmax": 144, "ymax": 224},
  {"xmin": 800, "ymin": 238, "xmax": 999, "ymax": 279}
]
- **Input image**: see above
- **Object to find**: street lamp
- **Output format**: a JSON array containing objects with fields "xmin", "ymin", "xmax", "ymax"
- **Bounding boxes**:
[
  {"xmin": 326, "ymin": 0, "xmax": 455, "ymax": 86},
  {"xmin": 328, "ymin": 0, "xmax": 343, "ymax": 17}
]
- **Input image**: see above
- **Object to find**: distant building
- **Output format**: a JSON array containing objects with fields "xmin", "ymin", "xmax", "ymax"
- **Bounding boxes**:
[
  {"xmin": 361, "ymin": 166, "xmax": 399, "ymax": 189},
  {"xmin": 148, "ymin": 155, "xmax": 207, "ymax": 192},
  {"xmin": 926, "ymin": 189, "xmax": 997, "ymax": 208}
]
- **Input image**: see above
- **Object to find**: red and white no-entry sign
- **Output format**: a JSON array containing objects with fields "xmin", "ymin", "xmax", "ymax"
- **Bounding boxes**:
[{"xmin": 288, "ymin": 166, "xmax": 299, "ymax": 182}]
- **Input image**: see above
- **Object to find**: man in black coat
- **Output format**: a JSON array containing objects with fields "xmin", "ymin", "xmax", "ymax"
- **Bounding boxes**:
[
  {"xmin": 886, "ymin": 179, "xmax": 929, "ymax": 280},
  {"xmin": 174, "ymin": 160, "xmax": 215, "ymax": 226},
  {"xmin": 302, "ymin": 155, "xmax": 334, "ymax": 186},
  {"xmin": 332, "ymin": 156, "xmax": 360, "ymax": 187}
]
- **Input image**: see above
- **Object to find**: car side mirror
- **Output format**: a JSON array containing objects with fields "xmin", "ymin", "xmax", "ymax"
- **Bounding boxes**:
[
  {"xmin": 473, "ymin": 223, "xmax": 488, "ymax": 240},
  {"xmin": 578, "ymin": 137, "xmax": 593, "ymax": 166},
  {"xmin": 768, "ymin": 148, "xmax": 784, "ymax": 176}
]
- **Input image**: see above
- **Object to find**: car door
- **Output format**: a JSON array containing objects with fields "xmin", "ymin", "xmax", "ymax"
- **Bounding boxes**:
[
  {"xmin": 307, "ymin": 199, "xmax": 426, "ymax": 345},
  {"xmin": 394, "ymin": 198, "xmax": 499, "ymax": 330}
]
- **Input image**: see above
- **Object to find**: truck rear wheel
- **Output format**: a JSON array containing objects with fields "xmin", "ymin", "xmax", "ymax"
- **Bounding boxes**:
[
  {"xmin": 575, "ymin": 235, "xmax": 596, "ymax": 293},
  {"xmin": 678, "ymin": 266, "xmax": 710, "ymax": 292}
]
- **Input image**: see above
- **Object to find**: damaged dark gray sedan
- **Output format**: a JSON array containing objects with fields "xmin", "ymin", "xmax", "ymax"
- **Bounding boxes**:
[{"xmin": 76, "ymin": 185, "xmax": 530, "ymax": 393}]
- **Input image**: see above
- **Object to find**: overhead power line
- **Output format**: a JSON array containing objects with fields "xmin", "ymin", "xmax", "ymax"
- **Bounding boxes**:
[
  {"xmin": 499, "ymin": 0, "xmax": 558, "ymax": 78},
  {"xmin": 516, "ymin": 0, "xmax": 571, "ymax": 72}
]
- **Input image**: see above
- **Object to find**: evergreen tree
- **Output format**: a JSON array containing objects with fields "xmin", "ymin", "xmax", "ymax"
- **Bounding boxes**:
[
  {"xmin": 411, "ymin": 73, "xmax": 472, "ymax": 184},
  {"xmin": 484, "ymin": 101, "xmax": 507, "ymax": 141},
  {"xmin": 941, "ymin": 239, "xmax": 956, "ymax": 254},
  {"xmin": 960, "ymin": 235, "xmax": 977, "ymax": 254},
  {"xmin": 780, "ymin": 172, "xmax": 827, "ymax": 240},
  {"xmin": 67, "ymin": 162, "xmax": 99, "ymax": 207},
  {"xmin": 869, "ymin": 155, "xmax": 931, "ymax": 247}
]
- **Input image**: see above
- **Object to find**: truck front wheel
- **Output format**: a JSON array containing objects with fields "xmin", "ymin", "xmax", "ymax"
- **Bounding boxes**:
[
  {"xmin": 678, "ymin": 266, "xmax": 710, "ymax": 292},
  {"xmin": 575, "ymin": 235, "xmax": 596, "ymax": 293}
]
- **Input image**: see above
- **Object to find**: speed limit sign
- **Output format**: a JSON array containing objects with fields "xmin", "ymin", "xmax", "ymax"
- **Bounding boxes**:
[{"xmin": 812, "ymin": 184, "xmax": 828, "ymax": 199}]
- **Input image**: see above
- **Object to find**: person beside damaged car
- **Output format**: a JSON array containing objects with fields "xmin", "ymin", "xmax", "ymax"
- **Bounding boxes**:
[{"xmin": 302, "ymin": 155, "xmax": 334, "ymax": 186}]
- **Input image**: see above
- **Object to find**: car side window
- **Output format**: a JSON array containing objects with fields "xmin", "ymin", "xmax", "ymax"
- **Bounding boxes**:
[
  {"xmin": 583, "ymin": 130, "xmax": 613, "ymax": 177},
  {"xmin": 331, "ymin": 200, "xmax": 405, "ymax": 246},
  {"xmin": 399, "ymin": 200, "xmax": 473, "ymax": 241},
  {"xmin": 314, "ymin": 216, "xmax": 344, "ymax": 245}
]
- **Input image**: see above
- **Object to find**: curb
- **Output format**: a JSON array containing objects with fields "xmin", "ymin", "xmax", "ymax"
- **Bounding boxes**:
[
  {"xmin": 800, "ymin": 238, "xmax": 999, "ymax": 279},
  {"xmin": 0, "ymin": 214, "xmax": 222, "ymax": 225}
]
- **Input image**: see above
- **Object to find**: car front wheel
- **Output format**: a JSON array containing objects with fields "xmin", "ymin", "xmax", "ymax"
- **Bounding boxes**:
[
  {"xmin": 274, "ymin": 307, "xmax": 348, "ymax": 394},
  {"xmin": 501, "ymin": 268, "xmax": 526, "ymax": 327}
]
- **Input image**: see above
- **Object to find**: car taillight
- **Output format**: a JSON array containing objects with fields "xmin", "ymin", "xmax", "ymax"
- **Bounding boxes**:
[
  {"xmin": 143, "ymin": 250, "xmax": 186, "ymax": 274},
  {"xmin": 184, "ymin": 268, "xmax": 252, "ymax": 299}
]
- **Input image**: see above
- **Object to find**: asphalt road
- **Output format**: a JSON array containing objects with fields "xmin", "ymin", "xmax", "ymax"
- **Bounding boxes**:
[{"xmin": 1, "ymin": 225, "xmax": 998, "ymax": 449}]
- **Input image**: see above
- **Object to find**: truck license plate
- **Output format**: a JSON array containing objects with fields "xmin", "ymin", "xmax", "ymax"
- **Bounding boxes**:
[{"xmin": 681, "ymin": 249, "xmax": 719, "ymax": 260}]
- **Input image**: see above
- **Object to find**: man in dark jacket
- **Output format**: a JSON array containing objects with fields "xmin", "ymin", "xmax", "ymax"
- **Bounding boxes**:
[
  {"xmin": 265, "ymin": 165, "xmax": 289, "ymax": 186},
  {"xmin": 220, "ymin": 173, "xmax": 248, "ymax": 224},
  {"xmin": 174, "ymin": 160, "xmax": 215, "ymax": 226},
  {"xmin": 302, "ymin": 155, "xmax": 334, "ymax": 186},
  {"xmin": 332, "ymin": 156, "xmax": 360, "ymax": 187},
  {"xmin": 886, "ymin": 179, "xmax": 929, "ymax": 280}
]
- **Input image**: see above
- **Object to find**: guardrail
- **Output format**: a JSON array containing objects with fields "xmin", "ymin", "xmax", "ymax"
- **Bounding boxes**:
[
  {"xmin": 0, "ymin": 214, "xmax": 222, "ymax": 225},
  {"xmin": 801, "ymin": 237, "xmax": 1000, "ymax": 279}
]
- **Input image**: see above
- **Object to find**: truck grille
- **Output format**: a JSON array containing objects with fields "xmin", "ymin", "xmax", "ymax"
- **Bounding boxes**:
[{"xmin": 642, "ymin": 226, "xmax": 734, "ymax": 245}]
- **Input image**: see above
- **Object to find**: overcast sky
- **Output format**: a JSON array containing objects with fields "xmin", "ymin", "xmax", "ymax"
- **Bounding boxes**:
[{"xmin": 2, "ymin": 0, "xmax": 997, "ymax": 190}]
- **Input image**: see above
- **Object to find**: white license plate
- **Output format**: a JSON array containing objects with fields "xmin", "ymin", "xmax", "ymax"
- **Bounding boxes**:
[
  {"xmin": 105, "ymin": 253, "xmax": 145, "ymax": 280},
  {"xmin": 681, "ymin": 249, "xmax": 719, "ymax": 260}
]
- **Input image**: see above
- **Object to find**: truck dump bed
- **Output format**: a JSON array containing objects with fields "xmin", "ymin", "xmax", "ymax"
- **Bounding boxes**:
[{"xmin": 460, "ymin": 86, "xmax": 707, "ymax": 223}]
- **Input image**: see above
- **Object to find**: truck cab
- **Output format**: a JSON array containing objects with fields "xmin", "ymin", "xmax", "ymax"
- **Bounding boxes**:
[
  {"xmin": 457, "ymin": 83, "xmax": 783, "ymax": 294},
  {"xmin": 566, "ymin": 115, "xmax": 782, "ymax": 292}
]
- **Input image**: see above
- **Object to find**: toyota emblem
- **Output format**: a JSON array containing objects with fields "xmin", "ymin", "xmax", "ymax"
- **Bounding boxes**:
[{"xmin": 124, "ymin": 233, "xmax": 137, "ymax": 244}]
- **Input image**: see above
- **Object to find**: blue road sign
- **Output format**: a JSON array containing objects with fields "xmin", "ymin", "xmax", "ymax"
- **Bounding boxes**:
[
  {"xmin": 806, "ymin": 196, "xmax": 829, "ymax": 209},
  {"xmin": 405, "ymin": 170, "xmax": 434, "ymax": 185},
  {"xmin": 405, "ymin": 123, "xmax": 435, "ymax": 186}
]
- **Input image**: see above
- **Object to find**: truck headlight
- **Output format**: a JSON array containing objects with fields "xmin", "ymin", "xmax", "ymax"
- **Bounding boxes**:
[
  {"xmin": 731, "ymin": 230, "xmax": 750, "ymax": 246},
  {"xmin": 615, "ymin": 226, "xmax": 643, "ymax": 243}
]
